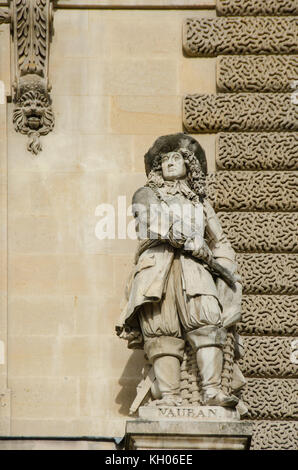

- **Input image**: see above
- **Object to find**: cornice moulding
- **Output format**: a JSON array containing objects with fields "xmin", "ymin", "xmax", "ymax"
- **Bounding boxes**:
[{"xmin": 53, "ymin": 0, "xmax": 215, "ymax": 8}]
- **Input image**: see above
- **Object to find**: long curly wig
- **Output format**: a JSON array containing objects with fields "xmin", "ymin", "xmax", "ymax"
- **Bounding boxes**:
[
  {"xmin": 146, "ymin": 147, "xmax": 207, "ymax": 203},
  {"xmin": 144, "ymin": 133, "xmax": 207, "ymax": 203}
]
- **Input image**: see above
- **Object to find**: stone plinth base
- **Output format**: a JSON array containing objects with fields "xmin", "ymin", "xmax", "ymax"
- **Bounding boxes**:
[
  {"xmin": 138, "ymin": 405, "xmax": 240, "ymax": 421},
  {"xmin": 125, "ymin": 408, "xmax": 253, "ymax": 450},
  {"xmin": 0, "ymin": 438, "xmax": 117, "ymax": 450}
]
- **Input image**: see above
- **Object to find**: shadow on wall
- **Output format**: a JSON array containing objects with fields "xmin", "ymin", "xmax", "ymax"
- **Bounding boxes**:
[{"xmin": 116, "ymin": 349, "xmax": 145, "ymax": 416}]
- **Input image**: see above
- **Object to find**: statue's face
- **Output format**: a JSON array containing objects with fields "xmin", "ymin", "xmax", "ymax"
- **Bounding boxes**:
[{"xmin": 161, "ymin": 151, "xmax": 187, "ymax": 181}]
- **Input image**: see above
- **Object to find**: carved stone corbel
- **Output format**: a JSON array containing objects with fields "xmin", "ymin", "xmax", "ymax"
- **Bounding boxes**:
[{"xmin": 10, "ymin": 0, "xmax": 55, "ymax": 155}]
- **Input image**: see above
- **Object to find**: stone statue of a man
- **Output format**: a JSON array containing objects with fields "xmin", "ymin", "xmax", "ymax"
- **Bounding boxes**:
[{"xmin": 116, "ymin": 133, "xmax": 243, "ymax": 410}]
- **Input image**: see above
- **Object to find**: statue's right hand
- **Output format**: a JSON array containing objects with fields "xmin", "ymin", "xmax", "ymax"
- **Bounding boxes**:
[
  {"xmin": 184, "ymin": 234, "xmax": 204, "ymax": 253},
  {"xmin": 184, "ymin": 238, "xmax": 196, "ymax": 251}
]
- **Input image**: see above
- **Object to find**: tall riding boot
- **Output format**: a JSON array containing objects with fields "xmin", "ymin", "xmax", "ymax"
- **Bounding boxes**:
[
  {"xmin": 152, "ymin": 355, "xmax": 182, "ymax": 406},
  {"xmin": 196, "ymin": 346, "xmax": 238, "ymax": 407}
]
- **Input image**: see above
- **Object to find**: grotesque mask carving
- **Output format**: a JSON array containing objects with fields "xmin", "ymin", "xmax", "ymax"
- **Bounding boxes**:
[
  {"xmin": 13, "ymin": 76, "xmax": 54, "ymax": 155},
  {"xmin": 10, "ymin": 0, "xmax": 54, "ymax": 155}
]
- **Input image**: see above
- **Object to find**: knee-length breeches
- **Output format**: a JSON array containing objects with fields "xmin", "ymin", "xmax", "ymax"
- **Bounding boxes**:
[{"xmin": 138, "ymin": 257, "xmax": 227, "ymax": 362}]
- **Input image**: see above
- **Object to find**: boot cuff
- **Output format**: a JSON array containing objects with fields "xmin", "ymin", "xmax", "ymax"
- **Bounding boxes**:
[
  {"xmin": 144, "ymin": 336, "xmax": 185, "ymax": 362},
  {"xmin": 186, "ymin": 326, "xmax": 227, "ymax": 350}
]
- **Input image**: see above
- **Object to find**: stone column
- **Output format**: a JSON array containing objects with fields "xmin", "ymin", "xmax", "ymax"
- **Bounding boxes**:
[{"xmin": 125, "ymin": 407, "xmax": 252, "ymax": 450}]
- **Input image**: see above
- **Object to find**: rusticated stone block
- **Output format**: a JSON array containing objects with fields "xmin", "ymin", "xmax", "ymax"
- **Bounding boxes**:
[
  {"xmin": 239, "ymin": 295, "xmax": 298, "ymax": 336},
  {"xmin": 243, "ymin": 378, "xmax": 298, "ymax": 420},
  {"xmin": 218, "ymin": 212, "xmax": 298, "ymax": 253},
  {"xmin": 250, "ymin": 421, "xmax": 298, "ymax": 450},
  {"xmin": 239, "ymin": 336, "xmax": 298, "ymax": 378},
  {"xmin": 183, "ymin": 94, "xmax": 298, "ymax": 132},
  {"xmin": 183, "ymin": 18, "xmax": 298, "ymax": 57},
  {"xmin": 216, "ymin": 133, "xmax": 298, "ymax": 171},
  {"xmin": 217, "ymin": 0, "xmax": 298, "ymax": 16},
  {"xmin": 217, "ymin": 56, "xmax": 298, "ymax": 93},
  {"xmin": 208, "ymin": 171, "xmax": 297, "ymax": 212},
  {"xmin": 237, "ymin": 254, "xmax": 298, "ymax": 295}
]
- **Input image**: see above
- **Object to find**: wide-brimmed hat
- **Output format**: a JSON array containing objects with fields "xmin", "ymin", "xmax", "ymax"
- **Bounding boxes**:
[{"xmin": 144, "ymin": 133, "xmax": 207, "ymax": 176}]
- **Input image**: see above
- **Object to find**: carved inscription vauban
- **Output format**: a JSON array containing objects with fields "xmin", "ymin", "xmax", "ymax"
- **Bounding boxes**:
[
  {"xmin": 139, "ymin": 405, "xmax": 237, "ymax": 420},
  {"xmin": 183, "ymin": 94, "xmax": 298, "ymax": 133},
  {"xmin": 217, "ymin": 0, "xmax": 298, "ymax": 16},
  {"xmin": 183, "ymin": 18, "xmax": 298, "ymax": 57},
  {"xmin": 217, "ymin": 56, "xmax": 298, "ymax": 93},
  {"xmin": 11, "ymin": 0, "xmax": 54, "ymax": 155},
  {"xmin": 216, "ymin": 133, "xmax": 298, "ymax": 171}
]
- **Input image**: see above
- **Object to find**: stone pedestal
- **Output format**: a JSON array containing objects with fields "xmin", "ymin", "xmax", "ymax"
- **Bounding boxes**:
[{"xmin": 125, "ymin": 406, "xmax": 253, "ymax": 450}]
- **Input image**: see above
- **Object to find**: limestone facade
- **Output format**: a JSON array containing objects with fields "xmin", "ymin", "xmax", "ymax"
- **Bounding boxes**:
[
  {"xmin": 0, "ymin": 0, "xmax": 297, "ymax": 450},
  {"xmin": 0, "ymin": 1, "xmax": 218, "ymax": 443}
]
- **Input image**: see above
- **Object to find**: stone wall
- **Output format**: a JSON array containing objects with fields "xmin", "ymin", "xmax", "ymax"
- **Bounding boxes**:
[
  {"xmin": 0, "ymin": 0, "xmax": 297, "ymax": 450},
  {"xmin": 183, "ymin": 6, "xmax": 298, "ymax": 450},
  {"xmin": 1, "ymin": 5, "xmax": 218, "ymax": 439}
]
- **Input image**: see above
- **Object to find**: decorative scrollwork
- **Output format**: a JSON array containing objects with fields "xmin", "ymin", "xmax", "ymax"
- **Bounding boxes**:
[
  {"xmin": 15, "ymin": 0, "xmax": 48, "ymax": 76},
  {"xmin": 11, "ymin": 0, "xmax": 54, "ymax": 155}
]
